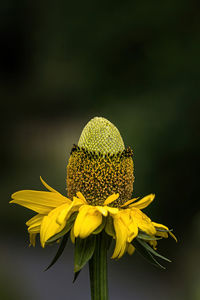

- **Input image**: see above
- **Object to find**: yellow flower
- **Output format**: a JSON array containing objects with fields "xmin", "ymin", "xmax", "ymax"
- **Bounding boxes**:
[
  {"xmin": 10, "ymin": 177, "xmax": 175, "ymax": 259},
  {"xmin": 10, "ymin": 117, "xmax": 176, "ymax": 262}
]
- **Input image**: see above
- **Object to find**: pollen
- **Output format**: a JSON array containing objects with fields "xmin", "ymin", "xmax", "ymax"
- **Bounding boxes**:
[{"xmin": 66, "ymin": 145, "xmax": 134, "ymax": 206}]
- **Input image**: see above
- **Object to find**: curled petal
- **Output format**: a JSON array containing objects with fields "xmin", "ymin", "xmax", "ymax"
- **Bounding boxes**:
[
  {"xmin": 106, "ymin": 206, "xmax": 119, "ymax": 215},
  {"xmin": 104, "ymin": 193, "xmax": 119, "ymax": 205},
  {"xmin": 26, "ymin": 214, "xmax": 44, "ymax": 228},
  {"xmin": 29, "ymin": 233, "xmax": 37, "ymax": 247},
  {"xmin": 40, "ymin": 203, "xmax": 69, "ymax": 247},
  {"xmin": 96, "ymin": 206, "xmax": 108, "ymax": 217},
  {"xmin": 10, "ymin": 190, "xmax": 70, "ymax": 214},
  {"xmin": 121, "ymin": 198, "xmax": 139, "ymax": 207},
  {"xmin": 131, "ymin": 208, "xmax": 156, "ymax": 236},
  {"xmin": 74, "ymin": 206, "xmax": 102, "ymax": 238},
  {"xmin": 76, "ymin": 192, "xmax": 88, "ymax": 204},
  {"xmin": 152, "ymin": 222, "xmax": 177, "ymax": 242},
  {"xmin": 129, "ymin": 194, "xmax": 155, "ymax": 210},
  {"xmin": 126, "ymin": 243, "xmax": 135, "ymax": 256},
  {"xmin": 57, "ymin": 196, "xmax": 85, "ymax": 225},
  {"xmin": 112, "ymin": 217, "xmax": 128, "ymax": 259},
  {"xmin": 70, "ymin": 225, "xmax": 75, "ymax": 244}
]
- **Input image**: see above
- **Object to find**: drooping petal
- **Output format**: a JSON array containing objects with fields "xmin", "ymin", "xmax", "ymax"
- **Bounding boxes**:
[
  {"xmin": 57, "ymin": 196, "xmax": 85, "ymax": 225},
  {"xmin": 126, "ymin": 243, "xmax": 135, "ymax": 255},
  {"xmin": 131, "ymin": 208, "xmax": 156, "ymax": 236},
  {"xmin": 26, "ymin": 214, "xmax": 44, "ymax": 228},
  {"xmin": 149, "ymin": 240, "xmax": 157, "ymax": 250},
  {"xmin": 26, "ymin": 214, "xmax": 45, "ymax": 246},
  {"xmin": 129, "ymin": 194, "xmax": 155, "ymax": 210},
  {"xmin": 104, "ymin": 193, "xmax": 119, "ymax": 205},
  {"xmin": 70, "ymin": 225, "xmax": 75, "ymax": 244},
  {"xmin": 40, "ymin": 203, "xmax": 69, "ymax": 247},
  {"xmin": 10, "ymin": 190, "xmax": 71, "ymax": 214},
  {"xmin": 29, "ymin": 233, "xmax": 37, "ymax": 247},
  {"xmin": 120, "ymin": 198, "xmax": 139, "ymax": 207},
  {"xmin": 106, "ymin": 206, "xmax": 119, "ymax": 214},
  {"xmin": 76, "ymin": 192, "xmax": 88, "ymax": 204},
  {"xmin": 152, "ymin": 222, "xmax": 177, "ymax": 242},
  {"xmin": 112, "ymin": 216, "xmax": 128, "ymax": 259},
  {"xmin": 74, "ymin": 206, "xmax": 102, "ymax": 238},
  {"xmin": 96, "ymin": 206, "xmax": 108, "ymax": 216},
  {"xmin": 40, "ymin": 177, "xmax": 63, "ymax": 194},
  {"xmin": 118, "ymin": 209, "xmax": 138, "ymax": 243}
]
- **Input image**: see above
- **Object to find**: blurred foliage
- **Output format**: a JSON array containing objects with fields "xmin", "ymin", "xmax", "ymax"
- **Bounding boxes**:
[{"xmin": 0, "ymin": 1, "xmax": 199, "ymax": 299}]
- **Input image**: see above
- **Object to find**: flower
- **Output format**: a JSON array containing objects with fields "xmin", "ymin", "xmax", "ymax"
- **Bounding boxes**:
[{"xmin": 10, "ymin": 117, "xmax": 176, "ymax": 263}]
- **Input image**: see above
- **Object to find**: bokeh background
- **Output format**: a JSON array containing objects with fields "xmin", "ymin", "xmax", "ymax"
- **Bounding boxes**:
[{"xmin": 1, "ymin": 1, "xmax": 200, "ymax": 299}]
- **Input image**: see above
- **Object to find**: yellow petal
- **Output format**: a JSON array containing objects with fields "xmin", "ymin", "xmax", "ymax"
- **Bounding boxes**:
[
  {"xmin": 10, "ymin": 190, "xmax": 70, "ymax": 214},
  {"xmin": 127, "ymin": 243, "xmax": 135, "ymax": 255},
  {"xmin": 104, "ymin": 193, "xmax": 119, "ymax": 205},
  {"xmin": 76, "ymin": 192, "xmax": 88, "ymax": 204},
  {"xmin": 40, "ymin": 203, "xmax": 69, "ymax": 247},
  {"xmin": 26, "ymin": 214, "xmax": 44, "ymax": 246},
  {"xmin": 96, "ymin": 206, "xmax": 108, "ymax": 216},
  {"xmin": 149, "ymin": 240, "xmax": 157, "ymax": 250},
  {"xmin": 112, "ymin": 217, "xmax": 127, "ymax": 259},
  {"xmin": 118, "ymin": 210, "xmax": 138, "ymax": 243},
  {"xmin": 131, "ymin": 208, "xmax": 156, "ymax": 236},
  {"xmin": 57, "ymin": 196, "xmax": 85, "ymax": 225},
  {"xmin": 152, "ymin": 222, "xmax": 177, "ymax": 242},
  {"xmin": 26, "ymin": 214, "xmax": 44, "ymax": 227},
  {"xmin": 121, "ymin": 198, "xmax": 139, "ymax": 207},
  {"xmin": 74, "ymin": 206, "xmax": 102, "ymax": 238},
  {"xmin": 29, "ymin": 233, "xmax": 37, "ymax": 247},
  {"xmin": 106, "ymin": 206, "xmax": 119, "ymax": 215},
  {"xmin": 40, "ymin": 177, "xmax": 61, "ymax": 194},
  {"xmin": 129, "ymin": 194, "xmax": 155, "ymax": 210},
  {"xmin": 169, "ymin": 232, "xmax": 177, "ymax": 242},
  {"xmin": 70, "ymin": 226, "xmax": 75, "ymax": 244},
  {"xmin": 152, "ymin": 222, "xmax": 169, "ymax": 230}
]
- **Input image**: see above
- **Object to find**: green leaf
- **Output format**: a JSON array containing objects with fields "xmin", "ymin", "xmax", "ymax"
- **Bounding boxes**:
[
  {"xmin": 137, "ymin": 238, "xmax": 171, "ymax": 262},
  {"xmin": 92, "ymin": 217, "xmax": 106, "ymax": 234},
  {"xmin": 45, "ymin": 233, "xmax": 69, "ymax": 271},
  {"xmin": 132, "ymin": 239, "xmax": 166, "ymax": 269},
  {"xmin": 137, "ymin": 232, "xmax": 162, "ymax": 241},
  {"xmin": 46, "ymin": 213, "xmax": 77, "ymax": 244},
  {"xmin": 74, "ymin": 235, "xmax": 96, "ymax": 273},
  {"xmin": 73, "ymin": 270, "xmax": 81, "ymax": 283}
]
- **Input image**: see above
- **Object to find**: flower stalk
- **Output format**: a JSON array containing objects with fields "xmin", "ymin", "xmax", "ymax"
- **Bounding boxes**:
[{"xmin": 89, "ymin": 232, "xmax": 108, "ymax": 300}]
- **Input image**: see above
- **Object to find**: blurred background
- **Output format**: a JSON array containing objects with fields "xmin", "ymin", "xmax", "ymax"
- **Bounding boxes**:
[{"xmin": 1, "ymin": 0, "xmax": 200, "ymax": 299}]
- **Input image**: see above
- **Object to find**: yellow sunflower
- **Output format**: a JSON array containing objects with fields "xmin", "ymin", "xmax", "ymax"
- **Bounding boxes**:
[{"xmin": 10, "ymin": 117, "xmax": 176, "ymax": 266}]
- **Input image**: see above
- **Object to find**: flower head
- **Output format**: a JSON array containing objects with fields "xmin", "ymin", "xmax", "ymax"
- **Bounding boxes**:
[{"xmin": 10, "ymin": 117, "xmax": 176, "ymax": 267}]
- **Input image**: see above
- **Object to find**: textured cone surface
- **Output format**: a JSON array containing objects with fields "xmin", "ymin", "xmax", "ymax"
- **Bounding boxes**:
[
  {"xmin": 67, "ymin": 117, "xmax": 134, "ymax": 206},
  {"xmin": 78, "ymin": 117, "xmax": 125, "ymax": 155},
  {"xmin": 67, "ymin": 146, "xmax": 134, "ymax": 206}
]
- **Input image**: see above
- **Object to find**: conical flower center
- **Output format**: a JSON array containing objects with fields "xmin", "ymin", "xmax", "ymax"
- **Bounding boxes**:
[{"xmin": 66, "ymin": 117, "xmax": 134, "ymax": 206}]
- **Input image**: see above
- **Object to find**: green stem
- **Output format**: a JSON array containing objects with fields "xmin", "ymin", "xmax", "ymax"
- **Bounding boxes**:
[{"xmin": 89, "ymin": 232, "xmax": 108, "ymax": 300}]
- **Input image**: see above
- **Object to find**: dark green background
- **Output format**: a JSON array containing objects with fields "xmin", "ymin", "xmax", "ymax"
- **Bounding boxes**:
[{"xmin": 1, "ymin": 1, "xmax": 199, "ymax": 299}]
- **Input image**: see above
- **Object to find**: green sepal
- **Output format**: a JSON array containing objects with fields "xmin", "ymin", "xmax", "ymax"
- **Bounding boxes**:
[
  {"xmin": 45, "ymin": 233, "xmax": 69, "ymax": 271},
  {"xmin": 73, "ymin": 270, "xmax": 81, "ymax": 283},
  {"xmin": 155, "ymin": 228, "xmax": 173, "ymax": 233},
  {"xmin": 105, "ymin": 216, "xmax": 115, "ymax": 238},
  {"xmin": 93, "ymin": 217, "xmax": 106, "ymax": 234},
  {"xmin": 74, "ymin": 235, "xmax": 96, "ymax": 273},
  {"xmin": 104, "ymin": 231, "xmax": 113, "ymax": 251},
  {"xmin": 136, "ymin": 238, "xmax": 171, "ymax": 262},
  {"xmin": 132, "ymin": 239, "xmax": 166, "ymax": 269},
  {"xmin": 46, "ymin": 213, "xmax": 77, "ymax": 244},
  {"xmin": 137, "ymin": 232, "xmax": 162, "ymax": 241}
]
